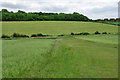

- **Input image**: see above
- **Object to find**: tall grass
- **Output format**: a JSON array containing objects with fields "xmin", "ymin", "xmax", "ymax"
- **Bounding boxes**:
[{"xmin": 2, "ymin": 39, "xmax": 55, "ymax": 78}]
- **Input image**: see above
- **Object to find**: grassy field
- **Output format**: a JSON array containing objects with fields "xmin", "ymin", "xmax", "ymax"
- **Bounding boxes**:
[
  {"xmin": 2, "ymin": 39, "xmax": 55, "ymax": 78},
  {"xmin": 98, "ymin": 21, "xmax": 119, "ymax": 25},
  {"xmin": 2, "ymin": 36, "xmax": 118, "ymax": 78},
  {"xmin": 2, "ymin": 21, "xmax": 118, "ymax": 35},
  {"xmin": 2, "ymin": 21, "xmax": 118, "ymax": 78},
  {"xmin": 75, "ymin": 35, "xmax": 118, "ymax": 45}
]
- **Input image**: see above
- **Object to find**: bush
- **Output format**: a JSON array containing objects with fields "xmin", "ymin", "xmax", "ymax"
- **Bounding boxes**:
[
  {"xmin": 95, "ymin": 31, "xmax": 100, "ymax": 34},
  {"xmin": 81, "ymin": 32, "xmax": 90, "ymax": 35},
  {"xmin": 79, "ymin": 33, "xmax": 83, "ymax": 35},
  {"xmin": 74, "ymin": 33, "xmax": 80, "ymax": 35},
  {"xmin": 37, "ymin": 33, "xmax": 43, "ymax": 36},
  {"xmin": 1, "ymin": 34, "xmax": 10, "ymax": 38},
  {"xmin": 13, "ymin": 33, "xmax": 29, "ymax": 38},
  {"xmin": 102, "ymin": 32, "xmax": 107, "ymax": 34},
  {"xmin": 71, "ymin": 32, "xmax": 90, "ymax": 35},
  {"xmin": 76, "ymin": 32, "xmax": 90, "ymax": 35},
  {"xmin": 13, "ymin": 33, "xmax": 20, "ymax": 37},
  {"xmin": 58, "ymin": 34, "xmax": 64, "ymax": 36},
  {"xmin": 21, "ymin": 35, "xmax": 29, "ymax": 38},
  {"xmin": 31, "ymin": 34, "xmax": 37, "ymax": 37},
  {"xmin": 31, "ymin": 33, "xmax": 49, "ymax": 37},
  {"xmin": 71, "ymin": 32, "xmax": 74, "ymax": 35}
]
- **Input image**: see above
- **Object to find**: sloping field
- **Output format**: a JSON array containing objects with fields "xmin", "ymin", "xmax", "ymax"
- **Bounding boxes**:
[
  {"xmin": 27, "ymin": 36, "xmax": 117, "ymax": 78},
  {"xmin": 2, "ymin": 21, "xmax": 118, "ymax": 35},
  {"xmin": 2, "ymin": 39, "xmax": 55, "ymax": 78},
  {"xmin": 2, "ymin": 36, "xmax": 118, "ymax": 78},
  {"xmin": 75, "ymin": 35, "xmax": 118, "ymax": 44},
  {"xmin": 2, "ymin": 21, "xmax": 118, "ymax": 78}
]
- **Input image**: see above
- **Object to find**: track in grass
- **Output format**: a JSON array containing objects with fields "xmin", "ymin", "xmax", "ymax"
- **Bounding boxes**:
[
  {"xmin": 29, "ymin": 36, "xmax": 117, "ymax": 78},
  {"xmin": 2, "ymin": 36, "xmax": 118, "ymax": 78},
  {"xmin": 2, "ymin": 21, "xmax": 118, "ymax": 35},
  {"xmin": 2, "ymin": 21, "xmax": 118, "ymax": 78}
]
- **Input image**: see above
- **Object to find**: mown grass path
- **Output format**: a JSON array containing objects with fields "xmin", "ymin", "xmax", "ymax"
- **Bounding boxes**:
[{"xmin": 20, "ymin": 36, "xmax": 118, "ymax": 78}]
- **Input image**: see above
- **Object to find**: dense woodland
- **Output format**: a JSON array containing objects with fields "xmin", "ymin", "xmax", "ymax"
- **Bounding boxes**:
[{"xmin": 0, "ymin": 9, "xmax": 90, "ymax": 21}]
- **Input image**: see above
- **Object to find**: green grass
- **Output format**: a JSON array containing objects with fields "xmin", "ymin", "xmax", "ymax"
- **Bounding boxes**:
[
  {"xmin": 2, "ymin": 21, "xmax": 118, "ymax": 78},
  {"xmin": 2, "ymin": 39, "xmax": 55, "ymax": 78},
  {"xmin": 2, "ymin": 21, "xmax": 118, "ymax": 35},
  {"xmin": 2, "ymin": 36, "xmax": 118, "ymax": 78},
  {"xmin": 75, "ymin": 35, "xmax": 118, "ymax": 45},
  {"xmin": 98, "ymin": 21, "xmax": 119, "ymax": 25},
  {"xmin": 23, "ymin": 36, "xmax": 118, "ymax": 78}
]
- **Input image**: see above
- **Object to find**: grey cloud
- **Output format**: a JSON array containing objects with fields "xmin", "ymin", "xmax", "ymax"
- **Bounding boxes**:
[
  {"xmin": 88, "ymin": 6, "xmax": 117, "ymax": 14},
  {"xmin": 85, "ymin": 6, "xmax": 118, "ymax": 19},
  {"xmin": 0, "ymin": 0, "xmax": 118, "ymax": 19},
  {"xmin": 118, "ymin": 1, "xmax": 120, "ymax": 17},
  {"xmin": 0, "ymin": 2, "xmax": 27, "ymax": 9},
  {"xmin": 41, "ymin": 5, "xmax": 69, "ymax": 12}
]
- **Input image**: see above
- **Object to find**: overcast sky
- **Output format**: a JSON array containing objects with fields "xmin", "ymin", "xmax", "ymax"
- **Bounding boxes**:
[{"xmin": 0, "ymin": 0, "xmax": 119, "ymax": 19}]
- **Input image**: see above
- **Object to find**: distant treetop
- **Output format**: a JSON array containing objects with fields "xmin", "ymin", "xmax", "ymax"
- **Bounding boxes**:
[{"xmin": 1, "ymin": 9, "xmax": 90, "ymax": 21}]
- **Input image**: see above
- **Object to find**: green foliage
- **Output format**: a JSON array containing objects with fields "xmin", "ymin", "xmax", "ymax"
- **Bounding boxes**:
[
  {"xmin": 31, "ymin": 33, "xmax": 48, "ymax": 37},
  {"xmin": 37, "ymin": 33, "xmax": 43, "ymax": 36},
  {"xmin": 31, "ymin": 34, "xmax": 37, "ymax": 37},
  {"xmin": 71, "ymin": 32, "xmax": 90, "ymax": 35},
  {"xmin": 1, "ymin": 34, "xmax": 10, "ymax": 38},
  {"xmin": 1, "ymin": 9, "xmax": 90, "ymax": 21},
  {"xmin": 95, "ymin": 31, "xmax": 101, "ymax": 34},
  {"xmin": 71, "ymin": 32, "xmax": 74, "ymax": 35},
  {"xmin": 58, "ymin": 34, "xmax": 64, "ymax": 36},
  {"xmin": 2, "ymin": 9, "xmax": 9, "ymax": 12},
  {"xmin": 102, "ymin": 32, "xmax": 107, "ymax": 34},
  {"xmin": 13, "ymin": 33, "xmax": 29, "ymax": 38},
  {"xmin": 79, "ymin": 32, "xmax": 90, "ymax": 35}
]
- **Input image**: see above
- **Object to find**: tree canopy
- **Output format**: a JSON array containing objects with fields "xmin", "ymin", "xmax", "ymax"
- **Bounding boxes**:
[{"xmin": 1, "ymin": 9, "xmax": 90, "ymax": 21}]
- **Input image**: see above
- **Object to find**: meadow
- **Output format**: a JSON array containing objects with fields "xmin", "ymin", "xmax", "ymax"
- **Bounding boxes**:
[
  {"xmin": 2, "ymin": 21, "xmax": 118, "ymax": 35},
  {"xmin": 2, "ymin": 21, "xmax": 118, "ymax": 78},
  {"xmin": 75, "ymin": 35, "xmax": 118, "ymax": 44},
  {"xmin": 2, "ymin": 39, "xmax": 55, "ymax": 78},
  {"xmin": 98, "ymin": 21, "xmax": 119, "ymax": 25}
]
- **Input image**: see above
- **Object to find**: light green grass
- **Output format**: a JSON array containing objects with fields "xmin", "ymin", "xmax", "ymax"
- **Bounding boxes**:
[
  {"xmin": 2, "ymin": 39, "xmax": 55, "ymax": 78},
  {"xmin": 2, "ymin": 21, "xmax": 118, "ymax": 35},
  {"xmin": 2, "ymin": 36, "xmax": 118, "ymax": 78},
  {"xmin": 75, "ymin": 35, "xmax": 118, "ymax": 45},
  {"xmin": 24, "ymin": 36, "xmax": 117, "ymax": 78},
  {"xmin": 2, "ymin": 36, "xmax": 116, "ymax": 78},
  {"xmin": 99, "ymin": 21, "xmax": 119, "ymax": 25},
  {"xmin": 2, "ymin": 21, "xmax": 118, "ymax": 78}
]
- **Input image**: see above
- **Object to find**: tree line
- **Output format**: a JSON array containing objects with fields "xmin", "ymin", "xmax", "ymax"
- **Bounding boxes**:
[{"xmin": 0, "ymin": 9, "xmax": 90, "ymax": 21}]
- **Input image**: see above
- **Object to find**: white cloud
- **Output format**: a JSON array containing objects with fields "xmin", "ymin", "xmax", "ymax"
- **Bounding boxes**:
[{"xmin": 0, "ymin": 0, "xmax": 119, "ymax": 19}]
